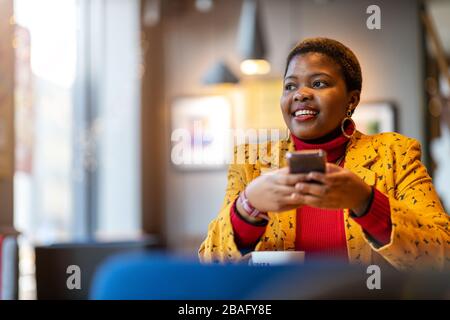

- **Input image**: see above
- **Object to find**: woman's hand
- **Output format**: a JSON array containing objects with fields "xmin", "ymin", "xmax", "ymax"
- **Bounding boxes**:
[
  {"xmin": 293, "ymin": 163, "xmax": 373, "ymax": 215},
  {"xmin": 243, "ymin": 167, "xmax": 308, "ymax": 213}
]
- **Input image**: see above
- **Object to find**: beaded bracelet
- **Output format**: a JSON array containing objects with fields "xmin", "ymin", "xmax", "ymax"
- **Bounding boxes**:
[{"xmin": 238, "ymin": 190, "xmax": 269, "ymax": 221}]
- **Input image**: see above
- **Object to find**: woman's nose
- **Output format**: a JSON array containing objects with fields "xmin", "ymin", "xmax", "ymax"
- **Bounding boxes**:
[{"xmin": 293, "ymin": 89, "xmax": 313, "ymax": 102}]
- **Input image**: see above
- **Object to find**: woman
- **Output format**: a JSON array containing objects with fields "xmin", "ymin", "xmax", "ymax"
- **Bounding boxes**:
[{"xmin": 198, "ymin": 38, "xmax": 449, "ymax": 271}]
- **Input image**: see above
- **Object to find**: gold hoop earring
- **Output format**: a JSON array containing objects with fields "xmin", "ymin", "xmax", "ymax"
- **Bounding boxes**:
[{"xmin": 341, "ymin": 109, "xmax": 356, "ymax": 138}]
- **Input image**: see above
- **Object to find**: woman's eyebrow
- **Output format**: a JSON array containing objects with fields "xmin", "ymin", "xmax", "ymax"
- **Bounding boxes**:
[
  {"xmin": 284, "ymin": 72, "xmax": 333, "ymax": 81},
  {"xmin": 284, "ymin": 75, "xmax": 297, "ymax": 81},
  {"xmin": 308, "ymin": 72, "xmax": 332, "ymax": 78}
]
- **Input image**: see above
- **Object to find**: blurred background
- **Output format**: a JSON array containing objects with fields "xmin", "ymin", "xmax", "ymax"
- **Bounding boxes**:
[{"xmin": 0, "ymin": 0, "xmax": 449, "ymax": 299}]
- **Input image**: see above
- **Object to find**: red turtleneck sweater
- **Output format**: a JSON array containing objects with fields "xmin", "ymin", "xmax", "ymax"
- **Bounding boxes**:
[{"xmin": 230, "ymin": 124, "xmax": 392, "ymax": 260}]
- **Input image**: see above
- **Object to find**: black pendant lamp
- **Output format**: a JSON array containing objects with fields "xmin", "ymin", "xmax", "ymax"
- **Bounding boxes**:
[
  {"xmin": 237, "ymin": 0, "xmax": 270, "ymax": 75},
  {"xmin": 202, "ymin": 60, "xmax": 239, "ymax": 85}
]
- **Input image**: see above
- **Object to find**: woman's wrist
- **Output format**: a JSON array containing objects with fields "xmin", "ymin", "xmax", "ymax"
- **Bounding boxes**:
[
  {"xmin": 236, "ymin": 189, "xmax": 269, "ymax": 223},
  {"xmin": 236, "ymin": 199, "xmax": 265, "ymax": 224},
  {"xmin": 351, "ymin": 185, "xmax": 375, "ymax": 217}
]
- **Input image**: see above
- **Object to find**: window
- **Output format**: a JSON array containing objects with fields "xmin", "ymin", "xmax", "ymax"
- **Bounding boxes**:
[{"xmin": 14, "ymin": 0, "xmax": 142, "ymax": 299}]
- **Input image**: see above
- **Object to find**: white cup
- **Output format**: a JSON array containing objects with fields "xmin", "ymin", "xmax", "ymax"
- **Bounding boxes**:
[{"xmin": 249, "ymin": 251, "xmax": 305, "ymax": 266}]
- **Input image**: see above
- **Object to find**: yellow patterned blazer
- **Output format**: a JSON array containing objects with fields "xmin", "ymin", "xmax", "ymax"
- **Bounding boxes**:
[{"xmin": 198, "ymin": 130, "xmax": 450, "ymax": 271}]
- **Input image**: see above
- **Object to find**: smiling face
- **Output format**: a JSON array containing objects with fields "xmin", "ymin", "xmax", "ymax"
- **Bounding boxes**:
[{"xmin": 280, "ymin": 52, "xmax": 360, "ymax": 140}]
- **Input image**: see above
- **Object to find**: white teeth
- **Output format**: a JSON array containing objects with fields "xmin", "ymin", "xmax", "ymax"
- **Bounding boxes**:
[{"xmin": 294, "ymin": 109, "xmax": 318, "ymax": 117}]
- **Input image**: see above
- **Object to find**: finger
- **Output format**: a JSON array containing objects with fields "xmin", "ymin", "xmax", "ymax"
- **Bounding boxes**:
[
  {"xmin": 273, "ymin": 185, "xmax": 297, "ymax": 196},
  {"xmin": 294, "ymin": 182, "xmax": 327, "ymax": 197},
  {"xmin": 306, "ymin": 171, "xmax": 326, "ymax": 184},
  {"xmin": 296, "ymin": 193, "xmax": 322, "ymax": 207},
  {"xmin": 279, "ymin": 192, "xmax": 307, "ymax": 206},
  {"xmin": 297, "ymin": 193, "xmax": 342, "ymax": 209},
  {"xmin": 326, "ymin": 162, "xmax": 343, "ymax": 173},
  {"xmin": 325, "ymin": 169, "xmax": 351, "ymax": 184},
  {"xmin": 275, "ymin": 173, "xmax": 309, "ymax": 186}
]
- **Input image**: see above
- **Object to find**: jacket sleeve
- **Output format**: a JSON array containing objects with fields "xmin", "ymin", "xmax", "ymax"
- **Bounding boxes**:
[
  {"xmin": 363, "ymin": 138, "xmax": 450, "ymax": 271},
  {"xmin": 198, "ymin": 163, "xmax": 253, "ymax": 263}
]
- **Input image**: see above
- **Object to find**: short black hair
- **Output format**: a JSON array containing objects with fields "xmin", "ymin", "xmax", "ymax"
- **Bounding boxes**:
[{"xmin": 284, "ymin": 37, "xmax": 362, "ymax": 93}]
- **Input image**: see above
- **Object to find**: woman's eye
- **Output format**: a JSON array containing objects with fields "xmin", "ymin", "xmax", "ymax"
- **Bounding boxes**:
[
  {"xmin": 312, "ymin": 80, "xmax": 327, "ymax": 88},
  {"xmin": 284, "ymin": 83, "xmax": 296, "ymax": 91}
]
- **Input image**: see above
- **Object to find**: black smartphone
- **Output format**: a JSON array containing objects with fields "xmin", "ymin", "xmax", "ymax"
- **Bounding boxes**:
[{"xmin": 286, "ymin": 149, "xmax": 327, "ymax": 174}]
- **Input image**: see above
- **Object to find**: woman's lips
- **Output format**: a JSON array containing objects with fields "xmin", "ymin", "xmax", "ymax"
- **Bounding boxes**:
[
  {"xmin": 292, "ymin": 109, "xmax": 319, "ymax": 122},
  {"xmin": 293, "ymin": 114, "xmax": 317, "ymax": 121}
]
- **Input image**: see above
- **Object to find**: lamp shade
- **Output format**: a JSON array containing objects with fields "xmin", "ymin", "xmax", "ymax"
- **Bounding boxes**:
[
  {"xmin": 237, "ymin": 0, "xmax": 266, "ymax": 60},
  {"xmin": 202, "ymin": 60, "xmax": 239, "ymax": 85}
]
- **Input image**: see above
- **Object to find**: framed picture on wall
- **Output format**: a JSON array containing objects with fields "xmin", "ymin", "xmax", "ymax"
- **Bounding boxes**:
[
  {"xmin": 352, "ymin": 102, "xmax": 397, "ymax": 135},
  {"xmin": 170, "ymin": 95, "xmax": 232, "ymax": 170}
]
